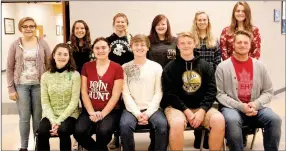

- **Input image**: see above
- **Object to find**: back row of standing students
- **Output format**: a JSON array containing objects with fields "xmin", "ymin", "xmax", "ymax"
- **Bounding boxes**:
[{"xmin": 7, "ymin": 1, "xmax": 261, "ymax": 151}]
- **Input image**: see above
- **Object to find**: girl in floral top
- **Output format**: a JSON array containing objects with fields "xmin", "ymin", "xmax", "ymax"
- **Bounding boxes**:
[
  {"xmin": 220, "ymin": 1, "xmax": 261, "ymax": 60},
  {"xmin": 38, "ymin": 43, "xmax": 80, "ymax": 151}
]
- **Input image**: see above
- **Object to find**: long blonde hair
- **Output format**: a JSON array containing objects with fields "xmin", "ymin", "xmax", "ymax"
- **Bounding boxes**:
[
  {"xmin": 191, "ymin": 11, "xmax": 216, "ymax": 49},
  {"xmin": 113, "ymin": 13, "xmax": 131, "ymax": 43}
]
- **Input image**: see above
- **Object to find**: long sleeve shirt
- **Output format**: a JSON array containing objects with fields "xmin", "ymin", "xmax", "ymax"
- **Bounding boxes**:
[
  {"xmin": 161, "ymin": 53, "xmax": 217, "ymax": 112},
  {"xmin": 122, "ymin": 60, "xmax": 163, "ymax": 117},
  {"xmin": 215, "ymin": 58, "xmax": 273, "ymax": 112},
  {"xmin": 220, "ymin": 26, "xmax": 261, "ymax": 60},
  {"xmin": 7, "ymin": 37, "xmax": 51, "ymax": 93},
  {"xmin": 41, "ymin": 71, "xmax": 80, "ymax": 125},
  {"xmin": 194, "ymin": 37, "xmax": 221, "ymax": 70}
]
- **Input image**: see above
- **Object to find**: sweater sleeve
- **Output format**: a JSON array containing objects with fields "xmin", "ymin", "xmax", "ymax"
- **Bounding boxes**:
[
  {"xmin": 55, "ymin": 72, "xmax": 81, "ymax": 125},
  {"xmin": 220, "ymin": 27, "xmax": 229, "ymax": 61},
  {"xmin": 122, "ymin": 69, "xmax": 141, "ymax": 117},
  {"xmin": 7, "ymin": 41, "xmax": 17, "ymax": 94},
  {"xmin": 250, "ymin": 27, "xmax": 261, "ymax": 60},
  {"xmin": 253, "ymin": 62, "xmax": 273, "ymax": 110},
  {"xmin": 145, "ymin": 65, "xmax": 163, "ymax": 117},
  {"xmin": 215, "ymin": 64, "xmax": 244, "ymax": 112},
  {"xmin": 40, "ymin": 39, "xmax": 52, "ymax": 68},
  {"xmin": 161, "ymin": 65, "xmax": 188, "ymax": 112},
  {"xmin": 199, "ymin": 64, "xmax": 217, "ymax": 112},
  {"xmin": 41, "ymin": 73, "xmax": 57, "ymax": 124}
]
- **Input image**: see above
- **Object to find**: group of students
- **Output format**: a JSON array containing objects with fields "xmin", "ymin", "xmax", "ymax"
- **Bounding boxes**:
[{"xmin": 7, "ymin": 1, "xmax": 281, "ymax": 151}]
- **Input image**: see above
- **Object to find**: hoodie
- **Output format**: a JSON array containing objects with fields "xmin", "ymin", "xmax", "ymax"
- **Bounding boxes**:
[
  {"xmin": 161, "ymin": 51, "xmax": 217, "ymax": 112},
  {"xmin": 106, "ymin": 33, "xmax": 134, "ymax": 65}
]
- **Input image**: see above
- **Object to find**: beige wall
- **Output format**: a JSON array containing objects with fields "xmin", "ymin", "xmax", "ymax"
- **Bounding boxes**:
[
  {"xmin": 1, "ymin": 3, "xmax": 64, "ymax": 71},
  {"xmin": 69, "ymin": 1, "xmax": 285, "ymax": 91}
]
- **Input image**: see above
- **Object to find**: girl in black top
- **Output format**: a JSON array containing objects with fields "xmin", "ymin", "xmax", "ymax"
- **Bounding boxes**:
[
  {"xmin": 106, "ymin": 13, "xmax": 133, "ymax": 66},
  {"xmin": 67, "ymin": 20, "xmax": 94, "ymax": 150},
  {"xmin": 68, "ymin": 20, "xmax": 94, "ymax": 73},
  {"xmin": 106, "ymin": 13, "xmax": 133, "ymax": 149},
  {"xmin": 148, "ymin": 14, "xmax": 177, "ymax": 68}
]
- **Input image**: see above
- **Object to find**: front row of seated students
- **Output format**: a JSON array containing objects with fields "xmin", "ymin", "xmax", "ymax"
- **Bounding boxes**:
[{"xmin": 38, "ymin": 31, "xmax": 281, "ymax": 151}]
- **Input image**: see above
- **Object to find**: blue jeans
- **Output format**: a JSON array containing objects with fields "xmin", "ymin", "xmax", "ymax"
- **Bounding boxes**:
[
  {"xmin": 221, "ymin": 107, "xmax": 281, "ymax": 151},
  {"xmin": 16, "ymin": 84, "xmax": 42, "ymax": 148},
  {"xmin": 120, "ymin": 109, "xmax": 168, "ymax": 151}
]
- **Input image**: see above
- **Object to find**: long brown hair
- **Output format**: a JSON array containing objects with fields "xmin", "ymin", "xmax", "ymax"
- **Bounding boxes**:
[
  {"xmin": 48, "ymin": 43, "xmax": 77, "ymax": 73},
  {"xmin": 229, "ymin": 1, "xmax": 253, "ymax": 34},
  {"xmin": 191, "ymin": 11, "xmax": 216, "ymax": 49},
  {"xmin": 70, "ymin": 20, "xmax": 91, "ymax": 51},
  {"xmin": 148, "ymin": 14, "xmax": 173, "ymax": 44}
]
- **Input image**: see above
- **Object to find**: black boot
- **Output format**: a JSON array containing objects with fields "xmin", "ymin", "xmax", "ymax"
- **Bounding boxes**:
[
  {"xmin": 148, "ymin": 130, "xmax": 155, "ymax": 151},
  {"xmin": 194, "ymin": 130, "xmax": 209, "ymax": 149},
  {"xmin": 243, "ymin": 134, "xmax": 247, "ymax": 147}
]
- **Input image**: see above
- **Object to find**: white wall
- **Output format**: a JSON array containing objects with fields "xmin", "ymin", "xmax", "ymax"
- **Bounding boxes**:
[
  {"xmin": 15, "ymin": 3, "xmax": 63, "ymax": 50},
  {"xmin": 1, "ymin": 3, "xmax": 63, "ymax": 70},
  {"xmin": 70, "ymin": 1, "xmax": 285, "ymax": 91},
  {"xmin": 1, "ymin": 3, "xmax": 19, "ymax": 70}
]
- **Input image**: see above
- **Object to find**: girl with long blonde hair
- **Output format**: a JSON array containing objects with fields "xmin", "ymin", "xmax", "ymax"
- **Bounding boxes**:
[{"xmin": 191, "ymin": 11, "xmax": 221, "ymax": 70}]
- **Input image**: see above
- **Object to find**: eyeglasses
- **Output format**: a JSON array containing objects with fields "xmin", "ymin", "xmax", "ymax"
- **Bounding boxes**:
[{"xmin": 22, "ymin": 25, "xmax": 36, "ymax": 29}]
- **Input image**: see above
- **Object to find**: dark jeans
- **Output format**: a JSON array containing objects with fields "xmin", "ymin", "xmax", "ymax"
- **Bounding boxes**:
[
  {"xmin": 74, "ymin": 110, "xmax": 120, "ymax": 151},
  {"xmin": 114, "ymin": 97, "xmax": 125, "ymax": 138},
  {"xmin": 37, "ymin": 117, "xmax": 76, "ymax": 151},
  {"xmin": 120, "ymin": 109, "xmax": 168, "ymax": 151},
  {"xmin": 221, "ymin": 107, "xmax": 281, "ymax": 151}
]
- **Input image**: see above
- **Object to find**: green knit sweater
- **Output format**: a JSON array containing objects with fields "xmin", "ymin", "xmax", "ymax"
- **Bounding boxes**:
[{"xmin": 41, "ymin": 70, "xmax": 80, "ymax": 125}]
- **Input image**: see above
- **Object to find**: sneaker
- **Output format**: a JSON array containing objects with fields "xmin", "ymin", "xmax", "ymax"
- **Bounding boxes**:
[{"xmin": 109, "ymin": 136, "xmax": 119, "ymax": 149}]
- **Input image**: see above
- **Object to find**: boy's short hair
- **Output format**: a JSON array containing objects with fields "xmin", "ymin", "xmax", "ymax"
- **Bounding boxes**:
[
  {"xmin": 176, "ymin": 32, "xmax": 196, "ymax": 44},
  {"xmin": 233, "ymin": 30, "xmax": 253, "ymax": 42},
  {"xmin": 130, "ymin": 34, "xmax": 150, "ymax": 48}
]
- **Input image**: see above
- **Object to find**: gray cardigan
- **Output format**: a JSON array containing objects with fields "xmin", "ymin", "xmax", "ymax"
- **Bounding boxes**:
[
  {"xmin": 6, "ymin": 37, "xmax": 51, "ymax": 93},
  {"xmin": 215, "ymin": 58, "xmax": 273, "ymax": 112}
]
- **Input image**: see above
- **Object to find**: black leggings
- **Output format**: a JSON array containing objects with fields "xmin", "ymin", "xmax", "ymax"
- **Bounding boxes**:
[
  {"xmin": 73, "ymin": 110, "xmax": 120, "ymax": 151},
  {"xmin": 37, "ymin": 117, "xmax": 76, "ymax": 151}
]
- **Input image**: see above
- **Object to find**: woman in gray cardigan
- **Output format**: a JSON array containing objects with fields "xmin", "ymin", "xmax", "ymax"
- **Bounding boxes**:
[{"xmin": 6, "ymin": 17, "xmax": 51, "ymax": 151}]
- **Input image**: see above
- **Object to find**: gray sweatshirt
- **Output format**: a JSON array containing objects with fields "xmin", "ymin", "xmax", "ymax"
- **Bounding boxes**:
[{"xmin": 215, "ymin": 58, "xmax": 273, "ymax": 112}]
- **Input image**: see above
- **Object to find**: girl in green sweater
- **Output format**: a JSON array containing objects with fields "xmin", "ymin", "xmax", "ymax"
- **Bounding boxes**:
[{"xmin": 37, "ymin": 43, "xmax": 80, "ymax": 151}]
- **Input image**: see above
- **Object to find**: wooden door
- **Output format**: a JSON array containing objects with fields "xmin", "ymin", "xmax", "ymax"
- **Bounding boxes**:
[{"xmin": 34, "ymin": 25, "xmax": 43, "ymax": 38}]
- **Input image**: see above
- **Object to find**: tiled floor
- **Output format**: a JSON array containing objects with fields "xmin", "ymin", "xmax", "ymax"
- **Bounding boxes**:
[{"xmin": 1, "ymin": 92, "xmax": 285, "ymax": 150}]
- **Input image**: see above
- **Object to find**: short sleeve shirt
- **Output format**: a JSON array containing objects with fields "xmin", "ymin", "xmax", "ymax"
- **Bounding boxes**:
[{"xmin": 81, "ymin": 61, "xmax": 124, "ymax": 111}]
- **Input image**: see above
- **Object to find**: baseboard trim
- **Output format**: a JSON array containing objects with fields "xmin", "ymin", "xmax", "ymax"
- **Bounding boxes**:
[{"xmin": 274, "ymin": 87, "xmax": 285, "ymax": 95}]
